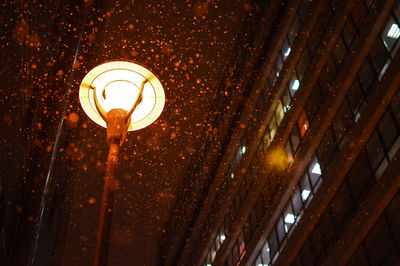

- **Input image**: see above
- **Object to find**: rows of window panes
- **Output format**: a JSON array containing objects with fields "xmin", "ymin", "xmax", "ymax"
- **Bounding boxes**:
[
  {"xmin": 224, "ymin": 230, "xmax": 246, "ymax": 266},
  {"xmin": 203, "ymin": 3, "xmax": 313, "ymax": 263},
  {"xmin": 204, "ymin": 226, "xmax": 227, "ymax": 265},
  {"xmin": 202, "ymin": 0, "xmax": 381, "ymax": 264},
  {"xmin": 293, "ymin": 91, "xmax": 400, "ymax": 265},
  {"xmin": 250, "ymin": 3, "xmax": 400, "ymax": 264},
  {"xmin": 262, "ymin": 4, "xmax": 335, "ymax": 161},
  {"xmin": 223, "ymin": 1, "xmax": 329, "ymax": 264},
  {"xmin": 256, "ymin": 1, "xmax": 312, "ymax": 120},
  {"xmin": 220, "ymin": 1, "xmax": 343, "ymax": 263},
  {"xmin": 347, "ymin": 191, "xmax": 400, "ymax": 266}
]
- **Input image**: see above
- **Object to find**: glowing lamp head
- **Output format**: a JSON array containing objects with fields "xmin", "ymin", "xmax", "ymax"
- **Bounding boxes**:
[
  {"xmin": 104, "ymin": 80, "xmax": 139, "ymax": 112},
  {"xmin": 79, "ymin": 61, "xmax": 165, "ymax": 131}
]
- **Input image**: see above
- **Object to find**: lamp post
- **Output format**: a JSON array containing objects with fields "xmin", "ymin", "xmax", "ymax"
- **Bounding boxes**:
[{"xmin": 79, "ymin": 61, "xmax": 165, "ymax": 266}]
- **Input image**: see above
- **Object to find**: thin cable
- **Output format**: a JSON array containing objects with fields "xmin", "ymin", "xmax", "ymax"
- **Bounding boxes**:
[{"xmin": 29, "ymin": 6, "xmax": 89, "ymax": 266}]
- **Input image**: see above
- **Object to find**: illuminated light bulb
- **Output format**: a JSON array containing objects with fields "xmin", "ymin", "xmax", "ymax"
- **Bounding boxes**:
[
  {"xmin": 220, "ymin": 234, "xmax": 226, "ymax": 241},
  {"xmin": 104, "ymin": 80, "xmax": 139, "ymax": 111}
]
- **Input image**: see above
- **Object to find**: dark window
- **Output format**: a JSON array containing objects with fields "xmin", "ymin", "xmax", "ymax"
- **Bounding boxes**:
[
  {"xmin": 351, "ymin": 2, "xmax": 368, "ymax": 29},
  {"xmin": 319, "ymin": 209, "xmax": 336, "ymax": 248},
  {"xmin": 320, "ymin": 7, "xmax": 332, "ymax": 28},
  {"xmin": 332, "ymin": 99, "xmax": 354, "ymax": 143},
  {"xmin": 288, "ymin": 15, "xmax": 301, "ymax": 45},
  {"xmin": 290, "ymin": 126, "xmax": 301, "ymax": 153},
  {"xmin": 346, "ymin": 151, "xmax": 375, "ymax": 201},
  {"xmin": 296, "ymin": 49, "xmax": 311, "ymax": 81},
  {"xmin": 378, "ymin": 110, "xmax": 398, "ymax": 151},
  {"xmin": 333, "ymin": 36, "xmax": 347, "ymax": 66},
  {"xmin": 366, "ymin": 130, "xmax": 385, "ymax": 170},
  {"xmin": 308, "ymin": 20, "xmax": 324, "ymax": 54},
  {"xmin": 365, "ymin": 216, "xmax": 394, "ymax": 265},
  {"xmin": 369, "ymin": 36, "xmax": 390, "ymax": 73},
  {"xmin": 347, "ymin": 79, "xmax": 365, "ymax": 114},
  {"xmin": 348, "ymin": 246, "xmax": 369, "ymax": 266},
  {"xmin": 358, "ymin": 60, "xmax": 377, "ymax": 94},
  {"xmin": 310, "ymin": 224, "xmax": 325, "ymax": 264},
  {"xmin": 301, "ymin": 238, "xmax": 314, "ymax": 265},
  {"xmin": 386, "ymin": 192, "xmax": 400, "ymax": 242},
  {"xmin": 298, "ymin": 1, "xmax": 310, "ymax": 22},
  {"xmin": 268, "ymin": 229, "xmax": 278, "ymax": 257},
  {"xmin": 330, "ymin": 183, "xmax": 353, "ymax": 231},
  {"xmin": 317, "ymin": 126, "xmax": 337, "ymax": 169},
  {"xmin": 342, "ymin": 19, "xmax": 356, "ymax": 47}
]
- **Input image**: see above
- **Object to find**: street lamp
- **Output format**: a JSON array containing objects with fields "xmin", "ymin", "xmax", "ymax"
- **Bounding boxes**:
[{"xmin": 79, "ymin": 61, "xmax": 165, "ymax": 266}]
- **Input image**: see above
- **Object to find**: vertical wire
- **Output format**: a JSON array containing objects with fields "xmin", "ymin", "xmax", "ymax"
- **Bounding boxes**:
[{"xmin": 29, "ymin": 5, "xmax": 89, "ymax": 266}]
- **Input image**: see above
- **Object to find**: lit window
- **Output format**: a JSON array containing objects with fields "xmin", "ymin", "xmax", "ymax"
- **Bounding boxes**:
[
  {"xmin": 275, "ymin": 102, "xmax": 284, "ymax": 124},
  {"xmin": 301, "ymin": 189, "xmax": 311, "ymax": 201},
  {"xmin": 207, "ymin": 264, "xmax": 212, "ymax": 266},
  {"xmin": 242, "ymin": 146, "xmax": 247, "ymax": 154},
  {"xmin": 311, "ymin": 162, "xmax": 322, "ymax": 175},
  {"xmin": 354, "ymin": 111, "xmax": 361, "ymax": 122},
  {"xmin": 284, "ymin": 47, "xmax": 292, "ymax": 58},
  {"xmin": 291, "ymin": 79, "xmax": 300, "ymax": 91},
  {"xmin": 284, "ymin": 213, "xmax": 295, "ymax": 224},
  {"xmin": 220, "ymin": 234, "xmax": 226, "ymax": 241},
  {"xmin": 283, "ymin": 104, "xmax": 291, "ymax": 113},
  {"xmin": 387, "ymin": 23, "xmax": 400, "ymax": 39},
  {"xmin": 258, "ymin": 264, "xmax": 269, "ymax": 266}
]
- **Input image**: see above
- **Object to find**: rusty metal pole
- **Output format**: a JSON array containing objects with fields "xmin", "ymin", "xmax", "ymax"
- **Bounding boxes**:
[
  {"xmin": 94, "ymin": 109, "xmax": 130, "ymax": 266},
  {"xmin": 94, "ymin": 141, "xmax": 119, "ymax": 266}
]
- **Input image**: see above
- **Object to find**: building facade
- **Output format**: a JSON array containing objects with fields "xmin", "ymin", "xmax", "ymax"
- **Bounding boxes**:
[{"xmin": 162, "ymin": 0, "xmax": 400, "ymax": 265}]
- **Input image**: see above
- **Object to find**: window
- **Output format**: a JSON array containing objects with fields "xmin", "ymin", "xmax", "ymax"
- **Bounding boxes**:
[
  {"xmin": 296, "ymin": 48, "xmax": 311, "ymax": 81},
  {"xmin": 289, "ymin": 126, "xmax": 301, "ymax": 153},
  {"xmin": 288, "ymin": 15, "xmax": 301, "ymax": 44},
  {"xmin": 261, "ymin": 241, "xmax": 271, "ymax": 265},
  {"xmin": 269, "ymin": 119, "xmax": 278, "ymax": 140},
  {"xmin": 369, "ymin": 37, "xmax": 390, "ymax": 73},
  {"xmin": 333, "ymin": 36, "xmax": 347, "ymax": 66},
  {"xmin": 382, "ymin": 17, "xmax": 400, "ymax": 51},
  {"xmin": 343, "ymin": 18, "xmax": 357, "ymax": 47},
  {"xmin": 300, "ymin": 174, "xmax": 313, "ymax": 204},
  {"xmin": 298, "ymin": 111, "xmax": 310, "ymax": 137},
  {"xmin": 275, "ymin": 101, "xmax": 284, "ymax": 125}
]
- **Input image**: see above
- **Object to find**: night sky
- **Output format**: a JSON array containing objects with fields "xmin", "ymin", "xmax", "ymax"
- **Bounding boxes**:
[{"xmin": 0, "ymin": 0, "xmax": 254, "ymax": 265}]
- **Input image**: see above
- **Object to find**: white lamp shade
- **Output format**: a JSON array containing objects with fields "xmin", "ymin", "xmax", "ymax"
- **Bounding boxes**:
[{"xmin": 79, "ymin": 61, "xmax": 165, "ymax": 131}]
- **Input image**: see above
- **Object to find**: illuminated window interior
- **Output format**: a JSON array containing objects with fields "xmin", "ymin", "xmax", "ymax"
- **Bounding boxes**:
[
  {"xmin": 301, "ymin": 189, "xmax": 311, "ymax": 201},
  {"xmin": 387, "ymin": 23, "xmax": 400, "ymax": 39},
  {"xmin": 291, "ymin": 79, "xmax": 300, "ymax": 91},
  {"xmin": 311, "ymin": 162, "xmax": 322, "ymax": 175},
  {"xmin": 284, "ymin": 47, "xmax": 292, "ymax": 57},
  {"xmin": 284, "ymin": 213, "xmax": 295, "ymax": 224},
  {"xmin": 220, "ymin": 234, "xmax": 226, "ymax": 241}
]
